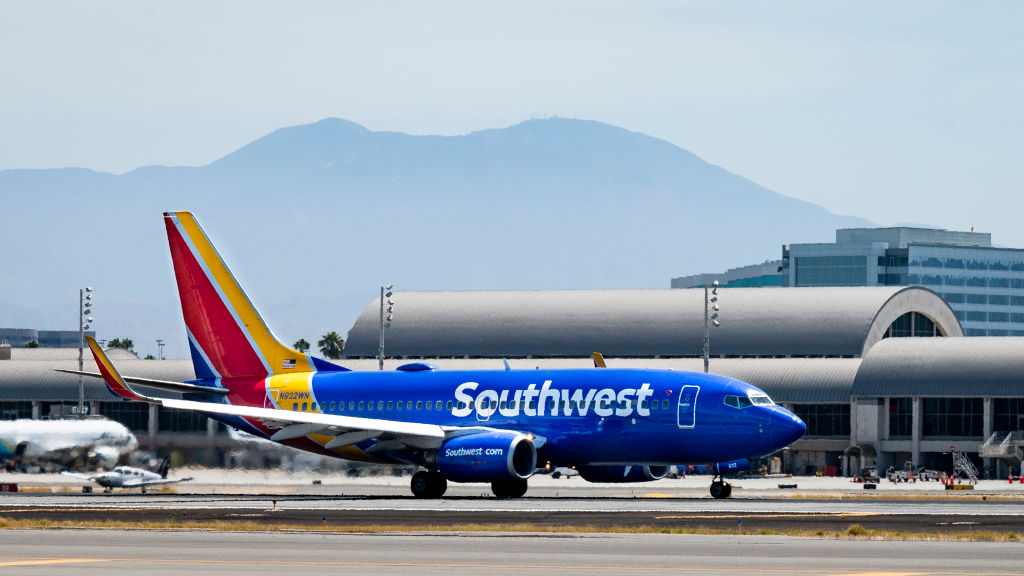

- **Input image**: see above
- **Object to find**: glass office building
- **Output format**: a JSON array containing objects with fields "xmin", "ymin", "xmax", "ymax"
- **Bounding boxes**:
[{"xmin": 782, "ymin": 228, "xmax": 1024, "ymax": 336}]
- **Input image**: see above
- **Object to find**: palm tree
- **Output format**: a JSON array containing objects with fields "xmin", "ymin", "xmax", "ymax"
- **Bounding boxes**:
[
  {"xmin": 317, "ymin": 331, "xmax": 344, "ymax": 359},
  {"xmin": 293, "ymin": 338, "xmax": 310, "ymax": 353}
]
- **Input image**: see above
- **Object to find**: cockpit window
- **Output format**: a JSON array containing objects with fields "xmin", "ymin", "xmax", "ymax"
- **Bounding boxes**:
[{"xmin": 724, "ymin": 394, "xmax": 771, "ymax": 409}]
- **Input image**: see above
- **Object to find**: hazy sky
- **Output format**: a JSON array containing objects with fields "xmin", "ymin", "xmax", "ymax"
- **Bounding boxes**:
[{"xmin": 2, "ymin": 1, "xmax": 1022, "ymax": 244}]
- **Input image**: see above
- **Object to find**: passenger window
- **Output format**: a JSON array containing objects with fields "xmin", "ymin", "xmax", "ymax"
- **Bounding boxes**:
[
  {"xmin": 367, "ymin": 401, "xmax": 374, "ymax": 412},
  {"xmin": 301, "ymin": 402, "xmax": 308, "ymax": 411},
  {"xmin": 396, "ymin": 401, "xmax": 403, "ymax": 411},
  {"xmin": 641, "ymin": 400, "xmax": 648, "ymax": 410},
  {"xmin": 528, "ymin": 400, "xmax": 536, "ymax": 411},
  {"xmin": 406, "ymin": 401, "xmax": 413, "ymax": 410},
  {"xmin": 387, "ymin": 401, "xmax": 394, "ymax": 410},
  {"xmin": 377, "ymin": 401, "xmax": 384, "ymax": 410},
  {"xmin": 358, "ymin": 401, "xmax": 365, "ymax": 411},
  {"xmin": 291, "ymin": 403, "xmax": 297, "ymax": 411},
  {"xmin": 425, "ymin": 401, "xmax": 432, "ymax": 411},
  {"xmin": 446, "ymin": 400, "xmax": 453, "ymax": 410},
  {"xmin": 311, "ymin": 402, "xmax": 318, "ymax": 412},
  {"xmin": 416, "ymin": 401, "xmax": 423, "ymax": 410},
  {"xmin": 435, "ymin": 401, "xmax": 442, "ymax": 411},
  {"xmin": 662, "ymin": 399, "xmax": 669, "ymax": 409},
  {"xmin": 330, "ymin": 401, "xmax": 336, "ymax": 412},
  {"xmin": 349, "ymin": 401, "xmax": 355, "ymax": 411}
]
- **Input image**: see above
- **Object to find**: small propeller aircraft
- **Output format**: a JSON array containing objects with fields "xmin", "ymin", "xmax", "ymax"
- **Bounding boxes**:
[{"xmin": 62, "ymin": 458, "xmax": 191, "ymax": 492}]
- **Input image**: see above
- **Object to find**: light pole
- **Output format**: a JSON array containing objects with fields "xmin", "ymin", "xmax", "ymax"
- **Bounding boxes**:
[
  {"xmin": 78, "ymin": 286, "xmax": 94, "ymax": 416},
  {"xmin": 703, "ymin": 281, "xmax": 721, "ymax": 373},
  {"xmin": 156, "ymin": 339, "xmax": 165, "ymax": 360},
  {"xmin": 378, "ymin": 284, "xmax": 394, "ymax": 371}
]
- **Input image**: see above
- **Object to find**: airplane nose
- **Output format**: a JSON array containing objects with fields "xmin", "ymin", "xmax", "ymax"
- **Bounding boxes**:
[{"xmin": 770, "ymin": 408, "xmax": 806, "ymax": 446}]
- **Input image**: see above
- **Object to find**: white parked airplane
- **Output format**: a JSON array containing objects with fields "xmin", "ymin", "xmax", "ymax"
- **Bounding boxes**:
[
  {"xmin": 0, "ymin": 418, "xmax": 137, "ymax": 471},
  {"xmin": 62, "ymin": 458, "xmax": 191, "ymax": 492}
]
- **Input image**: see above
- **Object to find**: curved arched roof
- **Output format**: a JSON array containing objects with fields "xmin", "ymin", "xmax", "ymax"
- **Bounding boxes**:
[
  {"xmin": 0, "ymin": 359, "xmax": 193, "ymax": 401},
  {"xmin": 343, "ymin": 287, "xmax": 961, "ymax": 359},
  {"xmin": 853, "ymin": 337, "xmax": 1024, "ymax": 398}
]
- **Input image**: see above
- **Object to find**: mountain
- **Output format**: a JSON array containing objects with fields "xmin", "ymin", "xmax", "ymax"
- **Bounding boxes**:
[{"xmin": 0, "ymin": 118, "xmax": 871, "ymax": 359}]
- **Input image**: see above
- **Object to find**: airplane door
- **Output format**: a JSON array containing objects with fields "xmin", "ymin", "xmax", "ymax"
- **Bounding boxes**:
[
  {"xmin": 476, "ymin": 397, "xmax": 491, "ymax": 422},
  {"xmin": 677, "ymin": 385, "xmax": 699, "ymax": 429}
]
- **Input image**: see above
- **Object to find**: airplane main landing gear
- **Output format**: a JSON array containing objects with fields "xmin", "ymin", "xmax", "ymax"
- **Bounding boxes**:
[
  {"xmin": 491, "ymin": 478, "xmax": 528, "ymax": 498},
  {"xmin": 709, "ymin": 476, "xmax": 732, "ymax": 499},
  {"xmin": 410, "ymin": 470, "xmax": 447, "ymax": 498}
]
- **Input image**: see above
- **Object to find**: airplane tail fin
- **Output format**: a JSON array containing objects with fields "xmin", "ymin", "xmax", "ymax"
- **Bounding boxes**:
[
  {"xmin": 163, "ymin": 212, "xmax": 346, "ymax": 381},
  {"xmin": 157, "ymin": 457, "xmax": 170, "ymax": 479},
  {"xmin": 85, "ymin": 337, "xmax": 153, "ymax": 402}
]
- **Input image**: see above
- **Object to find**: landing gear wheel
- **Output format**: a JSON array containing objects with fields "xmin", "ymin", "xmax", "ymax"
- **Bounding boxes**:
[
  {"xmin": 411, "ymin": 471, "xmax": 448, "ymax": 498},
  {"xmin": 491, "ymin": 478, "xmax": 528, "ymax": 498},
  {"xmin": 429, "ymin": 471, "xmax": 448, "ymax": 497},
  {"xmin": 710, "ymin": 480, "xmax": 732, "ymax": 499}
]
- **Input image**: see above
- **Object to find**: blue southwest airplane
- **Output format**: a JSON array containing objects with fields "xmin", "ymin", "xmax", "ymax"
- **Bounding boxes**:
[{"xmin": 77, "ymin": 211, "xmax": 805, "ymax": 499}]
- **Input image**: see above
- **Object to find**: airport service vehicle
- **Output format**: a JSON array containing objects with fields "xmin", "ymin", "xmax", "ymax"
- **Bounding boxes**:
[
  {"xmin": 62, "ymin": 458, "xmax": 191, "ymax": 492},
  {"xmin": 0, "ymin": 418, "xmax": 137, "ymax": 471},
  {"xmin": 856, "ymin": 466, "xmax": 880, "ymax": 484},
  {"xmin": 71, "ymin": 212, "xmax": 805, "ymax": 499}
]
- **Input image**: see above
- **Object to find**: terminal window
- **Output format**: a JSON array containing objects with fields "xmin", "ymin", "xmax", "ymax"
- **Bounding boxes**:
[
  {"xmin": 791, "ymin": 404, "xmax": 850, "ymax": 437},
  {"xmin": 923, "ymin": 398, "xmax": 983, "ymax": 437},
  {"xmin": 888, "ymin": 398, "xmax": 913, "ymax": 438},
  {"xmin": 794, "ymin": 256, "xmax": 867, "ymax": 286}
]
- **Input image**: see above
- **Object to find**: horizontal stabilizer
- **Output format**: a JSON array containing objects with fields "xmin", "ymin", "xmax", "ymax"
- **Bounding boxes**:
[
  {"xmin": 55, "ymin": 370, "xmax": 228, "ymax": 396},
  {"xmin": 79, "ymin": 337, "xmax": 154, "ymax": 402}
]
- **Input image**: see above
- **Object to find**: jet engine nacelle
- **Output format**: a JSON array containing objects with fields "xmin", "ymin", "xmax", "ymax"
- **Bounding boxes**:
[
  {"xmin": 712, "ymin": 458, "xmax": 750, "ymax": 475},
  {"xmin": 434, "ymin": 431, "xmax": 536, "ymax": 483},
  {"xmin": 577, "ymin": 465, "xmax": 671, "ymax": 483}
]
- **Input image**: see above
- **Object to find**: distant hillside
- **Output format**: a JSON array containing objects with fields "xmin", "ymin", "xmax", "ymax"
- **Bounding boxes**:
[{"xmin": 0, "ymin": 118, "xmax": 871, "ymax": 359}]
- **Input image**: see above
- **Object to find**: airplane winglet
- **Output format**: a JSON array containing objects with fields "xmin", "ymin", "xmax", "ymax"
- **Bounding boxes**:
[
  {"xmin": 85, "ymin": 336, "xmax": 155, "ymax": 402},
  {"xmin": 592, "ymin": 352, "xmax": 606, "ymax": 368}
]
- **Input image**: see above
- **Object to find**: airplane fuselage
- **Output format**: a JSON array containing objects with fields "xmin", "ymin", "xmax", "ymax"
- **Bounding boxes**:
[{"xmin": 202, "ymin": 367, "xmax": 804, "ymax": 469}]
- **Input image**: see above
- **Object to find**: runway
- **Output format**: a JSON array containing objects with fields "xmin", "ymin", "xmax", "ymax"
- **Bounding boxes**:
[
  {"xmin": 2, "ymin": 472, "xmax": 1024, "ymax": 536},
  {"xmin": 0, "ymin": 530, "xmax": 1022, "ymax": 576}
]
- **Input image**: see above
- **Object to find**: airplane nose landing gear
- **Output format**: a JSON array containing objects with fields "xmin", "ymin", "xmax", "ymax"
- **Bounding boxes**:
[
  {"xmin": 410, "ymin": 470, "xmax": 447, "ymax": 498},
  {"xmin": 709, "ymin": 475, "xmax": 732, "ymax": 499}
]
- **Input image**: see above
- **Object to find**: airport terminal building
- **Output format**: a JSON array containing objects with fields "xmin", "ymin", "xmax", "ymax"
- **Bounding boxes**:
[{"xmin": 2, "ymin": 286, "xmax": 1023, "ymax": 477}]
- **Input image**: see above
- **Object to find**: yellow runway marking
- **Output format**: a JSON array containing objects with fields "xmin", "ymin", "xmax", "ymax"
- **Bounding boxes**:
[
  {"xmin": 0, "ymin": 558, "xmax": 109, "ymax": 567},
  {"xmin": 839, "ymin": 569, "xmax": 929, "ymax": 573},
  {"xmin": 654, "ymin": 513, "xmax": 878, "ymax": 519}
]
